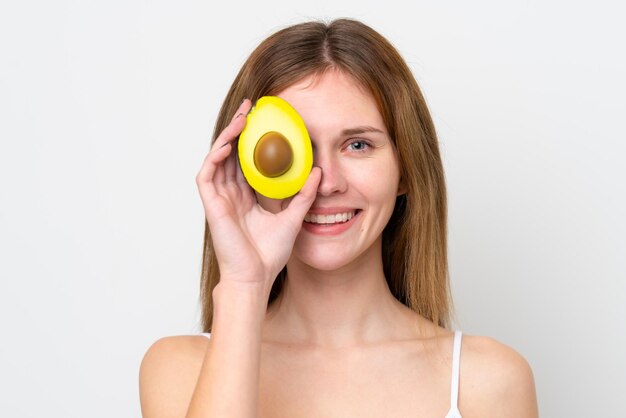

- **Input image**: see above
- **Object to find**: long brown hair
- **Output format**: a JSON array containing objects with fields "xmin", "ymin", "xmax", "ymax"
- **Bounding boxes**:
[{"xmin": 200, "ymin": 18, "xmax": 451, "ymax": 331}]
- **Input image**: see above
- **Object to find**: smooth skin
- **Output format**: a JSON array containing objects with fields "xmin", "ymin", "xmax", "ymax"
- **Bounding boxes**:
[{"xmin": 139, "ymin": 70, "xmax": 538, "ymax": 418}]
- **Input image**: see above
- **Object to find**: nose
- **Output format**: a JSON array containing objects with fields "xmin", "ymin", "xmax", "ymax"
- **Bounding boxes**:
[{"xmin": 313, "ymin": 150, "xmax": 347, "ymax": 196}]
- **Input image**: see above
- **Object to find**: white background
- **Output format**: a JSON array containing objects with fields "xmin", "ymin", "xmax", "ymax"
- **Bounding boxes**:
[{"xmin": 1, "ymin": 1, "xmax": 624, "ymax": 417}]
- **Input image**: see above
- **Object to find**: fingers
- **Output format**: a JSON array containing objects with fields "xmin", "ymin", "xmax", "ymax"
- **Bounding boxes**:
[
  {"xmin": 196, "ymin": 141, "xmax": 232, "ymax": 190},
  {"xmin": 235, "ymin": 152, "xmax": 247, "ymax": 185},
  {"xmin": 197, "ymin": 99, "xmax": 252, "ymax": 187},
  {"xmin": 210, "ymin": 99, "xmax": 252, "ymax": 151},
  {"xmin": 215, "ymin": 100, "xmax": 252, "ymax": 185},
  {"xmin": 223, "ymin": 137, "xmax": 238, "ymax": 182}
]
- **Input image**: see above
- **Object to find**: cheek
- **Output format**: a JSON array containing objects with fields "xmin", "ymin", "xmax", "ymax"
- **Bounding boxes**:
[{"xmin": 363, "ymin": 162, "xmax": 401, "ymax": 202}]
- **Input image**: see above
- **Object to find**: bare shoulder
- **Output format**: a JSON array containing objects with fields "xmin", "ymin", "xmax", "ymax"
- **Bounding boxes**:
[
  {"xmin": 460, "ymin": 334, "xmax": 538, "ymax": 418},
  {"xmin": 139, "ymin": 334, "xmax": 211, "ymax": 418}
]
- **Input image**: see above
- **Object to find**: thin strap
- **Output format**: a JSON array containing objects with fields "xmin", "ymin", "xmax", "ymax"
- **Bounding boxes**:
[
  {"xmin": 445, "ymin": 330, "xmax": 463, "ymax": 418},
  {"xmin": 200, "ymin": 332, "xmax": 211, "ymax": 339}
]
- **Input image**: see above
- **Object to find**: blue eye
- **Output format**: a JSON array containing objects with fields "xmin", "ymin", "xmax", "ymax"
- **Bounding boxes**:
[{"xmin": 347, "ymin": 140, "xmax": 370, "ymax": 152}]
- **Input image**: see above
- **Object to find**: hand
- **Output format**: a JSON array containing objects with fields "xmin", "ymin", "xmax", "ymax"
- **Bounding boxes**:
[{"xmin": 196, "ymin": 99, "xmax": 321, "ymax": 291}]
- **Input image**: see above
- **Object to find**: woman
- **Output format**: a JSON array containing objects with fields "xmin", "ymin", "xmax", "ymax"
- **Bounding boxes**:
[{"xmin": 140, "ymin": 19, "xmax": 538, "ymax": 418}]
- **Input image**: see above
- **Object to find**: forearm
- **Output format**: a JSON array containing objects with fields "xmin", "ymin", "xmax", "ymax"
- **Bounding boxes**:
[{"xmin": 186, "ymin": 281, "xmax": 269, "ymax": 418}]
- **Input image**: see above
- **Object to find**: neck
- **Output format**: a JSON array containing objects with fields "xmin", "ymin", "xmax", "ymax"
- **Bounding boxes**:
[{"xmin": 263, "ymin": 242, "xmax": 416, "ymax": 348}]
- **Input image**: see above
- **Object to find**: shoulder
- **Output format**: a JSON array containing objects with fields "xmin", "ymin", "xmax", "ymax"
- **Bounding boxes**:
[
  {"xmin": 459, "ymin": 334, "xmax": 538, "ymax": 417},
  {"xmin": 139, "ymin": 334, "xmax": 211, "ymax": 418}
]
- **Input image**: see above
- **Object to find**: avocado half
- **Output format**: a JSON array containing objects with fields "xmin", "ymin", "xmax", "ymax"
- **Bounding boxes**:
[{"xmin": 238, "ymin": 96, "xmax": 313, "ymax": 199}]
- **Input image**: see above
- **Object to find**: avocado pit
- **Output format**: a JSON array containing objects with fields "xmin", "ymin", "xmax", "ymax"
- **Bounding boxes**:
[{"xmin": 253, "ymin": 131, "xmax": 294, "ymax": 178}]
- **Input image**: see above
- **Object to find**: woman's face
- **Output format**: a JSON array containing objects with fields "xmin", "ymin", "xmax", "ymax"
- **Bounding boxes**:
[{"xmin": 256, "ymin": 70, "xmax": 403, "ymax": 272}]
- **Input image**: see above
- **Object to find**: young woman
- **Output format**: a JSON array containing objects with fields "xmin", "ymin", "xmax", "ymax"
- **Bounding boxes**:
[{"xmin": 140, "ymin": 19, "xmax": 538, "ymax": 418}]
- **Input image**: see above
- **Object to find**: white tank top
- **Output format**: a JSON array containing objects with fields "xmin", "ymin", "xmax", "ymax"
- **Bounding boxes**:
[
  {"xmin": 200, "ymin": 330, "xmax": 463, "ymax": 417},
  {"xmin": 444, "ymin": 330, "xmax": 463, "ymax": 418}
]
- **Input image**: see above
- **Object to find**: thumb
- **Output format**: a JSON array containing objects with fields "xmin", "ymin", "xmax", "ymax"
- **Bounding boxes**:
[{"xmin": 282, "ymin": 167, "xmax": 321, "ymax": 225}]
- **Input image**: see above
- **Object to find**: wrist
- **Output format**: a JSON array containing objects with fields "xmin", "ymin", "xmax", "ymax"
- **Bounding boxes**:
[{"xmin": 212, "ymin": 280, "xmax": 271, "ymax": 323}]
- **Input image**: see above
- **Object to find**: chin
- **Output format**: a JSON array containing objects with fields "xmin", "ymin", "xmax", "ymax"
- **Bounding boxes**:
[
  {"xmin": 292, "ymin": 253, "xmax": 353, "ymax": 273},
  {"xmin": 290, "ymin": 240, "xmax": 380, "ymax": 274}
]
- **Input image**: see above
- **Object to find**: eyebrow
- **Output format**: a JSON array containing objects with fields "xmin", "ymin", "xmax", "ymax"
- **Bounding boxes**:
[{"xmin": 340, "ymin": 126, "xmax": 386, "ymax": 136}]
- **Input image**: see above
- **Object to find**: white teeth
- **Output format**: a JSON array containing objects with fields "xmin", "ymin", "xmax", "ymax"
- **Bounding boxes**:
[{"xmin": 304, "ymin": 211, "xmax": 356, "ymax": 225}]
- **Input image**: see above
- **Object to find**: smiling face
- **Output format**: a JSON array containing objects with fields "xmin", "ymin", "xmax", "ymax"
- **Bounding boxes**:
[{"xmin": 256, "ymin": 70, "xmax": 403, "ymax": 273}]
